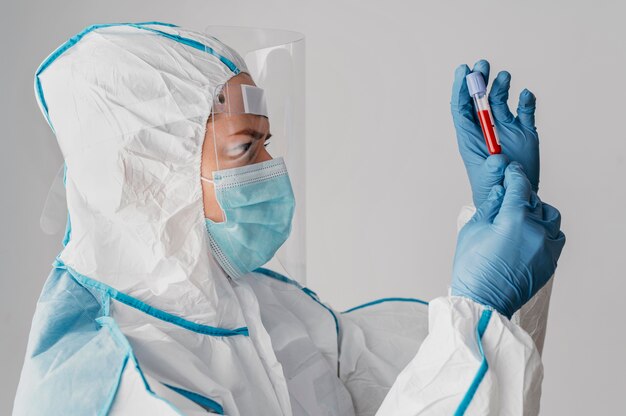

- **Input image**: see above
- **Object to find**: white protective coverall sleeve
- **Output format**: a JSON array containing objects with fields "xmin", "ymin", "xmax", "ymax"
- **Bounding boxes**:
[
  {"xmin": 376, "ymin": 296, "xmax": 543, "ymax": 416},
  {"xmin": 337, "ymin": 205, "xmax": 552, "ymax": 416}
]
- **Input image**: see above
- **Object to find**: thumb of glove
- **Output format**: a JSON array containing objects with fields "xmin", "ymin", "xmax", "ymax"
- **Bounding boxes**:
[
  {"xmin": 471, "ymin": 184, "xmax": 505, "ymax": 224},
  {"xmin": 472, "ymin": 154, "xmax": 509, "ymax": 206}
]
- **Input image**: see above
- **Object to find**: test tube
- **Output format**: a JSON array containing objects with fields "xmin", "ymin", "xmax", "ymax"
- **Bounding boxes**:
[{"xmin": 466, "ymin": 72, "xmax": 501, "ymax": 155}]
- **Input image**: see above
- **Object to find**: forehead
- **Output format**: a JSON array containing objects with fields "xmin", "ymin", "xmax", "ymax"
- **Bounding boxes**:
[
  {"xmin": 210, "ymin": 113, "xmax": 270, "ymax": 135},
  {"xmin": 227, "ymin": 72, "xmax": 255, "ymax": 87}
]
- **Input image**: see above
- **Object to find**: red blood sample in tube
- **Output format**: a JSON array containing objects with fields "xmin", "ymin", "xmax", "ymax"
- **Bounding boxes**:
[
  {"xmin": 467, "ymin": 72, "xmax": 502, "ymax": 155},
  {"xmin": 477, "ymin": 109, "xmax": 501, "ymax": 154}
]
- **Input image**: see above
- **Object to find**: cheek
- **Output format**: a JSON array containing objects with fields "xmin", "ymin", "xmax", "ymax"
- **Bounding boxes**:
[
  {"xmin": 201, "ymin": 131, "xmax": 219, "ymax": 175},
  {"xmin": 201, "ymin": 180, "xmax": 223, "ymax": 221},
  {"xmin": 200, "ymin": 151, "xmax": 214, "ymax": 177},
  {"xmin": 200, "ymin": 128, "xmax": 218, "ymax": 209},
  {"xmin": 201, "ymin": 182, "xmax": 215, "ymax": 203}
]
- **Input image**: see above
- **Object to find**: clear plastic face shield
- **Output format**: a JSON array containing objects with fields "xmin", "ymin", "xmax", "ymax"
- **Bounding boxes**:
[{"xmin": 203, "ymin": 27, "xmax": 306, "ymax": 283}]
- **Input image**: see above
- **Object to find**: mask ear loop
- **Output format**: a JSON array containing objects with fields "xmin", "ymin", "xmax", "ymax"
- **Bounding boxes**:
[
  {"xmin": 201, "ymin": 84, "xmax": 225, "ymax": 185},
  {"xmin": 206, "ymin": 86, "xmax": 226, "ymax": 223},
  {"xmin": 212, "ymin": 84, "xmax": 224, "ymax": 173}
]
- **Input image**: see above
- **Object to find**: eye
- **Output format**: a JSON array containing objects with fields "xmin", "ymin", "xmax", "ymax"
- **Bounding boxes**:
[
  {"xmin": 225, "ymin": 141, "xmax": 253, "ymax": 158},
  {"xmin": 239, "ymin": 142, "xmax": 253, "ymax": 153},
  {"xmin": 264, "ymin": 140, "xmax": 271, "ymax": 148}
]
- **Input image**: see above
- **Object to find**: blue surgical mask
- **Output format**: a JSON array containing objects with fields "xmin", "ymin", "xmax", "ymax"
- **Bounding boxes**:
[{"xmin": 202, "ymin": 157, "xmax": 295, "ymax": 278}]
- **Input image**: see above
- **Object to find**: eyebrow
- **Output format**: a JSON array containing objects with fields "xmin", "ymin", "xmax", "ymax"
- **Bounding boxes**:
[{"xmin": 230, "ymin": 128, "xmax": 272, "ymax": 140}]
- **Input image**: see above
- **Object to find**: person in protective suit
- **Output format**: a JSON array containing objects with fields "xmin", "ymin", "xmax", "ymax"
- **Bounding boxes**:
[{"xmin": 14, "ymin": 22, "xmax": 564, "ymax": 415}]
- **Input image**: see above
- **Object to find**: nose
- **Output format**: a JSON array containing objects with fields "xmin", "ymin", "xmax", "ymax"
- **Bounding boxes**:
[{"xmin": 258, "ymin": 147, "xmax": 272, "ymax": 163}]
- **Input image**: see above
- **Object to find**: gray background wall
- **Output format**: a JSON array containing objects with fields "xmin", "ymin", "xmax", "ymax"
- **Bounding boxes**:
[{"xmin": 2, "ymin": 0, "xmax": 624, "ymax": 414}]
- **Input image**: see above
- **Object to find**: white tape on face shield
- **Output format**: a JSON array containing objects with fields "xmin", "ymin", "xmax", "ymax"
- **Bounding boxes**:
[{"xmin": 211, "ymin": 83, "xmax": 269, "ymax": 119}]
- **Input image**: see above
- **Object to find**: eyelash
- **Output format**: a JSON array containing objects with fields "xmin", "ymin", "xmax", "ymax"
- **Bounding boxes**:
[{"xmin": 238, "ymin": 140, "xmax": 269, "ymax": 155}]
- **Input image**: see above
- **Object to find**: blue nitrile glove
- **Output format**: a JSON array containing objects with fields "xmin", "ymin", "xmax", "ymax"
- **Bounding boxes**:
[
  {"xmin": 451, "ymin": 60, "xmax": 540, "ymax": 207},
  {"xmin": 451, "ymin": 163, "xmax": 565, "ymax": 319}
]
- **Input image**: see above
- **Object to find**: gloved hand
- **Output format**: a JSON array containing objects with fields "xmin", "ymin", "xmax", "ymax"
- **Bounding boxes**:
[
  {"xmin": 451, "ymin": 162, "xmax": 565, "ymax": 319},
  {"xmin": 451, "ymin": 60, "xmax": 540, "ymax": 207}
]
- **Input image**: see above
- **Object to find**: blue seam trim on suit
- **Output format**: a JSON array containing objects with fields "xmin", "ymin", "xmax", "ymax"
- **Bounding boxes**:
[
  {"xmin": 97, "ymin": 317, "xmax": 185, "ymax": 415},
  {"xmin": 35, "ymin": 21, "xmax": 240, "ymax": 130},
  {"xmin": 163, "ymin": 384, "xmax": 225, "ymax": 414},
  {"xmin": 102, "ymin": 289, "xmax": 111, "ymax": 317},
  {"xmin": 253, "ymin": 267, "xmax": 340, "ymax": 335},
  {"xmin": 55, "ymin": 259, "xmax": 249, "ymax": 337},
  {"xmin": 342, "ymin": 297, "xmax": 429, "ymax": 313},
  {"xmin": 61, "ymin": 211, "xmax": 71, "ymax": 247},
  {"xmin": 61, "ymin": 163, "xmax": 71, "ymax": 247},
  {"xmin": 134, "ymin": 25, "xmax": 241, "ymax": 73},
  {"xmin": 453, "ymin": 308, "xmax": 493, "ymax": 416},
  {"xmin": 254, "ymin": 267, "xmax": 304, "ymax": 288}
]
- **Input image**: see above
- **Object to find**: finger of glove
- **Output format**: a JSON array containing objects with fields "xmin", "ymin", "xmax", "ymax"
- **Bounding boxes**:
[
  {"xmin": 542, "ymin": 229, "xmax": 566, "ymax": 282},
  {"xmin": 499, "ymin": 162, "xmax": 532, "ymax": 213},
  {"xmin": 471, "ymin": 184, "xmax": 505, "ymax": 224},
  {"xmin": 516, "ymin": 88, "xmax": 537, "ymax": 130},
  {"xmin": 472, "ymin": 59, "xmax": 491, "ymax": 87},
  {"xmin": 488, "ymin": 71, "xmax": 514, "ymax": 123},
  {"xmin": 451, "ymin": 64, "xmax": 476, "ymax": 124},
  {"xmin": 549, "ymin": 230, "xmax": 567, "ymax": 263},
  {"xmin": 472, "ymin": 154, "xmax": 509, "ymax": 206},
  {"xmin": 540, "ymin": 202, "xmax": 563, "ymax": 239},
  {"xmin": 529, "ymin": 190, "xmax": 542, "ymax": 215},
  {"xmin": 458, "ymin": 130, "xmax": 491, "ymax": 166}
]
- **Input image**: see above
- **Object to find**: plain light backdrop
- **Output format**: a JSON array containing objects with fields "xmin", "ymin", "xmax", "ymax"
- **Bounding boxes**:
[{"xmin": 2, "ymin": 0, "xmax": 624, "ymax": 414}]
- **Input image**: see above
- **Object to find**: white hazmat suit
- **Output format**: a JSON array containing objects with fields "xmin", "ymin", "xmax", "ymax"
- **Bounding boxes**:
[{"xmin": 14, "ymin": 22, "xmax": 552, "ymax": 416}]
